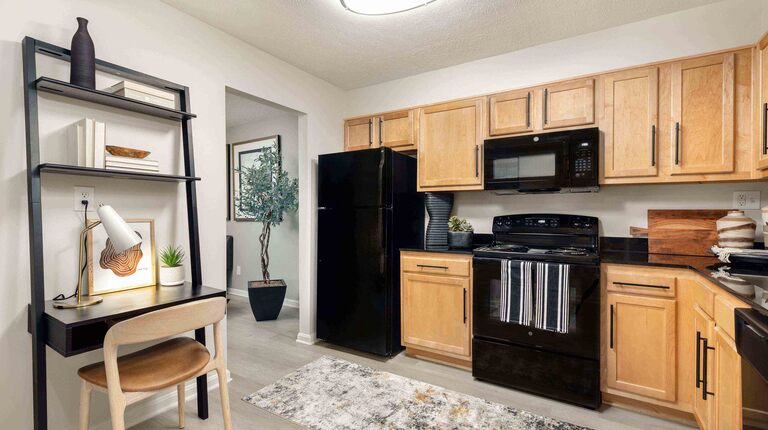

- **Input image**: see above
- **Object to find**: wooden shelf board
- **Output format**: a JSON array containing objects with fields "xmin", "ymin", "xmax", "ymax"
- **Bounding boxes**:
[{"xmin": 40, "ymin": 163, "xmax": 200, "ymax": 182}]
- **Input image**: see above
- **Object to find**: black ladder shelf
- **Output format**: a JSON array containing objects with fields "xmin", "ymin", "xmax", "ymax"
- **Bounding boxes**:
[{"xmin": 22, "ymin": 36, "xmax": 206, "ymax": 430}]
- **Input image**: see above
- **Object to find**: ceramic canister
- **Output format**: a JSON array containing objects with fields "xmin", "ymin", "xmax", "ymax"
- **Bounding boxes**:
[{"xmin": 716, "ymin": 210, "xmax": 756, "ymax": 249}]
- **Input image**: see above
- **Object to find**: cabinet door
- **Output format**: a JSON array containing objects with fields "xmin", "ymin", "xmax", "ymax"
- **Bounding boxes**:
[
  {"xmin": 345, "ymin": 117, "xmax": 376, "ymax": 151},
  {"xmin": 417, "ymin": 98, "xmax": 484, "ymax": 191},
  {"xmin": 714, "ymin": 326, "xmax": 741, "ymax": 430},
  {"xmin": 603, "ymin": 68, "xmax": 659, "ymax": 178},
  {"xmin": 542, "ymin": 78, "xmax": 595, "ymax": 129},
  {"xmin": 401, "ymin": 273, "xmax": 470, "ymax": 357},
  {"xmin": 694, "ymin": 305, "xmax": 715, "ymax": 430},
  {"xmin": 379, "ymin": 110, "xmax": 417, "ymax": 151},
  {"xmin": 670, "ymin": 53, "xmax": 735, "ymax": 175},
  {"xmin": 758, "ymin": 35, "xmax": 768, "ymax": 170},
  {"xmin": 605, "ymin": 293, "xmax": 676, "ymax": 401},
  {"xmin": 489, "ymin": 89, "xmax": 534, "ymax": 136}
]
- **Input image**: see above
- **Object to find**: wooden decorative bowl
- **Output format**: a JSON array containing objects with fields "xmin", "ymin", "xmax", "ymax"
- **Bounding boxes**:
[{"xmin": 105, "ymin": 145, "xmax": 150, "ymax": 159}]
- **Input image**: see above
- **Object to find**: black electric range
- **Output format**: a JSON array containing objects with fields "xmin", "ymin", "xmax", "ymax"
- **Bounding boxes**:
[{"xmin": 472, "ymin": 214, "xmax": 601, "ymax": 409}]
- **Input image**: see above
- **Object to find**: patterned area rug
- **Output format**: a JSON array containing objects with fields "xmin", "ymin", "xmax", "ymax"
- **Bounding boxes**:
[{"xmin": 243, "ymin": 356, "xmax": 590, "ymax": 430}]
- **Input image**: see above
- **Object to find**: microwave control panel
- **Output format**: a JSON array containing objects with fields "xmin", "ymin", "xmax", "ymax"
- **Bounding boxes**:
[{"xmin": 570, "ymin": 140, "xmax": 598, "ymax": 185}]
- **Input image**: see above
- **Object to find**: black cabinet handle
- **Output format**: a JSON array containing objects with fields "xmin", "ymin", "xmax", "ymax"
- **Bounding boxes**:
[
  {"xmin": 763, "ymin": 103, "xmax": 767, "ymax": 156},
  {"xmin": 651, "ymin": 125, "xmax": 656, "ymax": 167},
  {"xmin": 475, "ymin": 145, "xmax": 480, "ymax": 177},
  {"xmin": 610, "ymin": 304, "xmax": 614, "ymax": 349},
  {"xmin": 368, "ymin": 118, "xmax": 373, "ymax": 146},
  {"xmin": 416, "ymin": 264, "xmax": 448, "ymax": 270},
  {"xmin": 614, "ymin": 282, "xmax": 670, "ymax": 290},
  {"xmin": 379, "ymin": 117, "xmax": 383, "ymax": 145},
  {"xmin": 674, "ymin": 122, "xmax": 680, "ymax": 165},
  {"xmin": 702, "ymin": 337, "xmax": 715, "ymax": 400},
  {"xmin": 463, "ymin": 288, "xmax": 467, "ymax": 324},
  {"xmin": 543, "ymin": 89, "xmax": 549, "ymax": 125},
  {"xmin": 696, "ymin": 331, "xmax": 702, "ymax": 389},
  {"xmin": 525, "ymin": 92, "xmax": 531, "ymax": 128}
]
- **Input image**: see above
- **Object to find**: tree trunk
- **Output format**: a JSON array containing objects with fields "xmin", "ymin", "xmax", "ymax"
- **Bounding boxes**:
[{"xmin": 259, "ymin": 218, "xmax": 272, "ymax": 283}]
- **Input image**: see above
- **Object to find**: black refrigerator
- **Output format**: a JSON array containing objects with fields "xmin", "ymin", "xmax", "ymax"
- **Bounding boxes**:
[{"xmin": 317, "ymin": 147, "xmax": 424, "ymax": 356}]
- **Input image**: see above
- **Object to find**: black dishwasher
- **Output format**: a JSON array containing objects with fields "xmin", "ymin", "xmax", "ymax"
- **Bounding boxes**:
[{"xmin": 735, "ymin": 308, "xmax": 768, "ymax": 429}]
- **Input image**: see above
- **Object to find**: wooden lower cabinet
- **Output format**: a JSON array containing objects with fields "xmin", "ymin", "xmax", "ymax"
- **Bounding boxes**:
[
  {"xmin": 713, "ymin": 326, "xmax": 741, "ymax": 429},
  {"xmin": 693, "ymin": 304, "xmax": 716, "ymax": 429},
  {"xmin": 400, "ymin": 251, "xmax": 472, "ymax": 368}
]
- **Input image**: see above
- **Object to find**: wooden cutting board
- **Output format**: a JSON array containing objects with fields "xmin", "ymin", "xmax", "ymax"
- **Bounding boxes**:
[{"xmin": 647, "ymin": 209, "xmax": 730, "ymax": 256}]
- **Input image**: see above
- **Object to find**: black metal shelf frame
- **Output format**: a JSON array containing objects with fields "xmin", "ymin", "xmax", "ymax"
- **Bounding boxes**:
[{"xmin": 22, "ymin": 36, "xmax": 207, "ymax": 430}]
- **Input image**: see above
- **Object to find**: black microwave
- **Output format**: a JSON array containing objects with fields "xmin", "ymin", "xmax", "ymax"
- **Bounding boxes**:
[{"xmin": 484, "ymin": 127, "xmax": 599, "ymax": 194}]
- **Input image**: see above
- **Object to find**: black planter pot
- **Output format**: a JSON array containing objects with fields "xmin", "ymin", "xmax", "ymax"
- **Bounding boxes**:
[
  {"xmin": 448, "ymin": 231, "xmax": 473, "ymax": 249},
  {"xmin": 70, "ymin": 17, "xmax": 95, "ymax": 89},
  {"xmin": 247, "ymin": 280, "xmax": 287, "ymax": 321}
]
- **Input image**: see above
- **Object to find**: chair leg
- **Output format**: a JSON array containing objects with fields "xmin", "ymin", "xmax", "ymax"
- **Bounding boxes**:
[
  {"xmin": 177, "ymin": 383, "xmax": 185, "ymax": 429},
  {"xmin": 107, "ymin": 391, "xmax": 127, "ymax": 430},
  {"xmin": 216, "ymin": 367, "xmax": 233, "ymax": 430},
  {"xmin": 79, "ymin": 381, "xmax": 92, "ymax": 430}
]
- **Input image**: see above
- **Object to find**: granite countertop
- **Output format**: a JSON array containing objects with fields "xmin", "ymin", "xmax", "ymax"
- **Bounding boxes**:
[
  {"xmin": 600, "ymin": 237, "xmax": 768, "ymax": 316},
  {"xmin": 401, "ymin": 233, "xmax": 492, "ymax": 256}
]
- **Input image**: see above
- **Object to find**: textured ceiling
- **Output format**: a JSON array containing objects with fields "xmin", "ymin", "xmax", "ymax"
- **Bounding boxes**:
[
  {"xmin": 163, "ymin": 0, "xmax": 721, "ymax": 89},
  {"xmin": 226, "ymin": 90, "xmax": 293, "ymax": 128}
]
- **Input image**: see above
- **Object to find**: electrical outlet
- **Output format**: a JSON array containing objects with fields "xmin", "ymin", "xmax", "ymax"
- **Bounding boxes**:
[
  {"xmin": 236, "ymin": 265, "xmax": 241, "ymax": 276},
  {"xmin": 74, "ymin": 186, "xmax": 95, "ymax": 212},
  {"xmin": 733, "ymin": 191, "xmax": 761, "ymax": 210}
]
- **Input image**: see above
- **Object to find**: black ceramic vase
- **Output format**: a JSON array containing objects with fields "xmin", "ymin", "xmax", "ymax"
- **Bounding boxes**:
[
  {"xmin": 70, "ymin": 17, "xmax": 95, "ymax": 89},
  {"xmin": 425, "ymin": 192, "xmax": 453, "ymax": 250}
]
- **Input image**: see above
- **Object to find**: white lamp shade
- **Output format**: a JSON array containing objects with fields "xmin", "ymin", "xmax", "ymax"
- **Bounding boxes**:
[{"xmin": 97, "ymin": 205, "xmax": 142, "ymax": 253}]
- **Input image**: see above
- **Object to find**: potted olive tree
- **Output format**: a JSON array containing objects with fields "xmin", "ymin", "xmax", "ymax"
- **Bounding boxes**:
[
  {"xmin": 448, "ymin": 216, "xmax": 474, "ymax": 249},
  {"xmin": 236, "ymin": 146, "xmax": 298, "ymax": 321}
]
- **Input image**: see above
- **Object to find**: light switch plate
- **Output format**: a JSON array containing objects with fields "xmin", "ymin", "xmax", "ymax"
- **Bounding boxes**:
[
  {"xmin": 733, "ymin": 191, "xmax": 761, "ymax": 210},
  {"xmin": 74, "ymin": 186, "xmax": 95, "ymax": 211},
  {"xmin": 236, "ymin": 265, "xmax": 241, "ymax": 276}
]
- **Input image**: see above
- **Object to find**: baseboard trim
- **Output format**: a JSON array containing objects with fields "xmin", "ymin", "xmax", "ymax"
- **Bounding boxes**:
[
  {"xmin": 228, "ymin": 288, "xmax": 299, "ymax": 308},
  {"xmin": 296, "ymin": 332, "xmax": 317, "ymax": 345}
]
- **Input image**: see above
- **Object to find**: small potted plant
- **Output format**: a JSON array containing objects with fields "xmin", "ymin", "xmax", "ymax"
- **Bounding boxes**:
[
  {"xmin": 159, "ymin": 245, "xmax": 185, "ymax": 286},
  {"xmin": 236, "ymin": 146, "xmax": 298, "ymax": 321},
  {"xmin": 448, "ymin": 216, "xmax": 474, "ymax": 249}
]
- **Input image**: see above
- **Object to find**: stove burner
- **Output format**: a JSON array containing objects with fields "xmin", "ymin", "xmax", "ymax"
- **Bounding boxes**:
[
  {"xmin": 490, "ymin": 244, "xmax": 529, "ymax": 252},
  {"xmin": 546, "ymin": 247, "xmax": 589, "ymax": 256}
]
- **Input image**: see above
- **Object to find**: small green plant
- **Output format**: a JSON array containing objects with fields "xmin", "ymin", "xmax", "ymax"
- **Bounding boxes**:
[
  {"xmin": 448, "ymin": 216, "xmax": 473, "ymax": 233},
  {"xmin": 159, "ymin": 245, "xmax": 185, "ymax": 268}
]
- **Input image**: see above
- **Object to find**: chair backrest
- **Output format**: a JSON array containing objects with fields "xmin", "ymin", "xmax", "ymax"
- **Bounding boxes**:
[{"xmin": 105, "ymin": 297, "xmax": 226, "ymax": 347}]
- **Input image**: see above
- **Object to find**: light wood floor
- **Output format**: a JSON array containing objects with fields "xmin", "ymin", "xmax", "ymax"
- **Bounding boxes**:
[{"xmin": 131, "ymin": 295, "xmax": 693, "ymax": 430}]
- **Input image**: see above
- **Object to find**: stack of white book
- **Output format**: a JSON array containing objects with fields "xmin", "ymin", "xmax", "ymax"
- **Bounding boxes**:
[
  {"xmin": 69, "ymin": 118, "xmax": 106, "ymax": 168},
  {"xmin": 105, "ymin": 155, "xmax": 159, "ymax": 173}
]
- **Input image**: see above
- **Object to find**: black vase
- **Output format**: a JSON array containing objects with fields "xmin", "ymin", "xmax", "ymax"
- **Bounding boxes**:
[
  {"xmin": 70, "ymin": 17, "xmax": 95, "ymax": 89},
  {"xmin": 425, "ymin": 192, "xmax": 453, "ymax": 250}
]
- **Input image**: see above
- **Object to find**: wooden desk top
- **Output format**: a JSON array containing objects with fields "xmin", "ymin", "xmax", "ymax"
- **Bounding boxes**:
[{"xmin": 33, "ymin": 283, "xmax": 225, "ymax": 356}]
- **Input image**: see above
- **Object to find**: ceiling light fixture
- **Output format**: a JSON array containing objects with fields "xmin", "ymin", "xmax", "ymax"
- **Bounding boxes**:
[{"xmin": 340, "ymin": 0, "xmax": 437, "ymax": 16}]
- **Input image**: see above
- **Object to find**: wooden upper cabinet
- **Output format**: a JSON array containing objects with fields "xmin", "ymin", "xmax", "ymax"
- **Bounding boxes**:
[
  {"xmin": 379, "ymin": 109, "xmax": 418, "ymax": 152},
  {"xmin": 605, "ymin": 292, "xmax": 676, "ymax": 402},
  {"xmin": 542, "ymin": 78, "xmax": 595, "ymax": 129},
  {"xmin": 489, "ymin": 89, "xmax": 533, "ymax": 136},
  {"xmin": 344, "ymin": 116, "xmax": 376, "ymax": 151},
  {"xmin": 758, "ymin": 34, "xmax": 768, "ymax": 170},
  {"xmin": 670, "ymin": 53, "xmax": 735, "ymax": 175},
  {"xmin": 417, "ymin": 98, "xmax": 485, "ymax": 191},
  {"xmin": 693, "ymin": 305, "xmax": 715, "ymax": 430},
  {"xmin": 603, "ymin": 68, "xmax": 659, "ymax": 178}
]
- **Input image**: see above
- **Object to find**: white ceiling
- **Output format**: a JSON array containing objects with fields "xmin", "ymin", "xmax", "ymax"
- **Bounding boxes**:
[
  {"xmin": 225, "ymin": 90, "xmax": 294, "ymax": 128},
  {"xmin": 163, "ymin": 0, "xmax": 721, "ymax": 89}
]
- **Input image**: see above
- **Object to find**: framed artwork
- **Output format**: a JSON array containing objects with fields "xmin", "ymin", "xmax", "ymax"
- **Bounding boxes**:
[
  {"xmin": 86, "ymin": 218, "xmax": 156, "ymax": 295},
  {"xmin": 231, "ymin": 135, "xmax": 281, "ymax": 222}
]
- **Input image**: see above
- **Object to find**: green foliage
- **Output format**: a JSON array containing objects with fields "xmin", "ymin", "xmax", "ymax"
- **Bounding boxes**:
[
  {"xmin": 159, "ymin": 245, "xmax": 185, "ymax": 267},
  {"xmin": 448, "ymin": 216, "xmax": 473, "ymax": 232},
  {"xmin": 235, "ymin": 146, "xmax": 299, "ymax": 226}
]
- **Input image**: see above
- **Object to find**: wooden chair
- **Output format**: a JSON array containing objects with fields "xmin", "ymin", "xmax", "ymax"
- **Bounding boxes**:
[{"xmin": 76, "ymin": 297, "xmax": 231, "ymax": 430}]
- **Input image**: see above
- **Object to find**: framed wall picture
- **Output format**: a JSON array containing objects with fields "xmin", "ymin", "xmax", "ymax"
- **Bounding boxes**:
[
  {"xmin": 86, "ymin": 218, "xmax": 156, "ymax": 295},
  {"xmin": 231, "ymin": 135, "xmax": 281, "ymax": 222}
]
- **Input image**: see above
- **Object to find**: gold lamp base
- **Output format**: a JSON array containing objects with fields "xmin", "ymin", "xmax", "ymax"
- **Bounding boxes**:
[{"xmin": 53, "ymin": 296, "xmax": 103, "ymax": 309}]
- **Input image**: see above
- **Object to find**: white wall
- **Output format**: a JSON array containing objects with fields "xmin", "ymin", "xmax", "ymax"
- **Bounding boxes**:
[
  {"xmin": 345, "ymin": 0, "xmax": 768, "ymax": 237},
  {"xmin": 226, "ymin": 113, "xmax": 300, "ymax": 301},
  {"xmin": 0, "ymin": 1, "xmax": 344, "ymax": 429}
]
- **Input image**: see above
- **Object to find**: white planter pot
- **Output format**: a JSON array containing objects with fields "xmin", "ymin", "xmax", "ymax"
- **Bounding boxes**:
[{"xmin": 160, "ymin": 265, "xmax": 185, "ymax": 286}]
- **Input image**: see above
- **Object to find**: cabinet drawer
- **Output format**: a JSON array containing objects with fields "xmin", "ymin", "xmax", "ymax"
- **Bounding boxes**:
[
  {"xmin": 402, "ymin": 252, "xmax": 471, "ymax": 277},
  {"xmin": 606, "ymin": 267, "xmax": 676, "ymax": 298},
  {"xmin": 694, "ymin": 280, "xmax": 716, "ymax": 318}
]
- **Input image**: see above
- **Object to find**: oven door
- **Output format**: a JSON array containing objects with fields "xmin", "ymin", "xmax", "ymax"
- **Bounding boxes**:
[
  {"xmin": 484, "ymin": 138, "xmax": 567, "ymax": 192},
  {"xmin": 473, "ymin": 257, "xmax": 600, "ymax": 360}
]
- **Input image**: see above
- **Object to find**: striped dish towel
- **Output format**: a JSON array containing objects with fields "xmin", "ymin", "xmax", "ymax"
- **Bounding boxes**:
[
  {"xmin": 499, "ymin": 260, "xmax": 533, "ymax": 325},
  {"xmin": 534, "ymin": 262, "xmax": 570, "ymax": 334}
]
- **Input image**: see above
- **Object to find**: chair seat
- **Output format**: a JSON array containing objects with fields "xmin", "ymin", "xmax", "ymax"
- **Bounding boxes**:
[{"xmin": 78, "ymin": 337, "xmax": 210, "ymax": 392}]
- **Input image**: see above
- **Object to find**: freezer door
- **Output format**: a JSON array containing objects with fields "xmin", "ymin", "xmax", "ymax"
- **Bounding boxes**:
[
  {"xmin": 318, "ymin": 149, "xmax": 391, "ymax": 208},
  {"xmin": 317, "ymin": 207, "xmax": 393, "ymax": 355}
]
